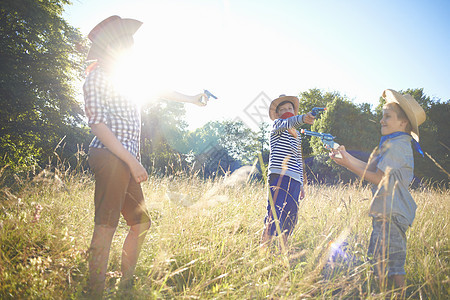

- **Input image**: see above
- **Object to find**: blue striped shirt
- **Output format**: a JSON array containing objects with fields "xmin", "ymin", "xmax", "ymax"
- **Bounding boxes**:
[{"xmin": 268, "ymin": 115, "xmax": 305, "ymax": 184}]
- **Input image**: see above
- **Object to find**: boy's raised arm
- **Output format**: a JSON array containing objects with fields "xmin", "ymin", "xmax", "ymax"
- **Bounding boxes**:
[{"xmin": 157, "ymin": 90, "xmax": 208, "ymax": 106}]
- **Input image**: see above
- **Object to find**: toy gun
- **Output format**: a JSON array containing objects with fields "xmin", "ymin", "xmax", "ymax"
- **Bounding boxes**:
[
  {"xmin": 311, "ymin": 107, "xmax": 326, "ymax": 117},
  {"xmin": 204, "ymin": 89, "xmax": 217, "ymax": 100},
  {"xmin": 300, "ymin": 129, "xmax": 342, "ymax": 158}
]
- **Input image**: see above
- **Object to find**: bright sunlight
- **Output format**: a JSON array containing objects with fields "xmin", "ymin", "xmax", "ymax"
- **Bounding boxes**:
[
  {"xmin": 109, "ymin": 1, "xmax": 224, "ymax": 108},
  {"xmin": 107, "ymin": 0, "xmax": 361, "ymax": 129}
]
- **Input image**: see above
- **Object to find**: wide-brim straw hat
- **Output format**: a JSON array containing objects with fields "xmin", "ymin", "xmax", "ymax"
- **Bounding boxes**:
[
  {"xmin": 269, "ymin": 95, "xmax": 299, "ymax": 121},
  {"xmin": 382, "ymin": 89, "xmax": 426, "ymax": 142},
  {"xmin": 87, "ymin": 15, "xmax": 143, "ymax": 61}
]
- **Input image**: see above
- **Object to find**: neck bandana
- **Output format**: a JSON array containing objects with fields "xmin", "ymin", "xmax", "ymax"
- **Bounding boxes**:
[
  {"xmin": 379, "ymin": 132, "xmax": 424, "ymax": 157},
  {"xmin": 280, "ymin": 112, "xmax": 298, "ymax": 138}
]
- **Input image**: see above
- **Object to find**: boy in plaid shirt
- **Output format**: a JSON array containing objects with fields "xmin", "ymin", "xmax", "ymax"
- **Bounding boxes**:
[{"xmin": 84, "ymin": 16, "xmax": 207, "ymax": 297}]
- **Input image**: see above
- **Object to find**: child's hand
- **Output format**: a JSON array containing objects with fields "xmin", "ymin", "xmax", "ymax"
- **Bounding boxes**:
[
  {"xmin": 329, "ymin": 145, "xmax": 348, "ymax": 167},
  {"xmin": 192, "ymin": 93, "xmax": 209, "ymax": 106},
  {"xmin": 303, "ymin": 112, "xmax": 315, "ymax": 125},
  {"xmin": 129, "ymin": 160, "xmax": 149, "ymax": 183}
]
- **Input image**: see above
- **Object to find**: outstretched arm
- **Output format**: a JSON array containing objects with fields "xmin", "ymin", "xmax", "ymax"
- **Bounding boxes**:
[
  {"xmin": 90, "ymin": 123, "xmax": 148, "ymax": 183},
  {"xmin": 157, "ymin": 90, "xmax": 208, "ymax": 106},
  {"xmin": 303, "ymin": 112, "xmax": 315, "ymax": 125},
  {"xmin": 330, "ymin": 145, "xmax": 383, "ymax": 185},
  {"xmin": 273, "ymin": 112, "xmax": 315, "ymax": 133}
]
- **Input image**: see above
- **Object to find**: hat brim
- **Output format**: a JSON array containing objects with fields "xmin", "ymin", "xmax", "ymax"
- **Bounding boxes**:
[
  {"xmin": 269, "ymin": 96, "xmax": 299, "ymax": 120},
  {"xmin": 87, "ymin": 17, "xmax": 142, "ymax": 61},
  {"xmin": 382, "ymin": 89, "xmax": 420, "ymax": 141}
]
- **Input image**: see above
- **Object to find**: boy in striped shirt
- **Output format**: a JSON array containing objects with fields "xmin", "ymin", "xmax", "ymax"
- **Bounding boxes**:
[{"xmin": 261, "ymin": 95, "xmax": 315, "ymax": 250}]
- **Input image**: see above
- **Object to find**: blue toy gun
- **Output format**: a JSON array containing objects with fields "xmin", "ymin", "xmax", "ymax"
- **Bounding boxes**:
[
  {"xmin": 204, "ymin": 89, "xmax": 218, "ymax": 100},
  {"xmin": 301, "ymin": 129, "xmax": 342, "ymax": 158},
  {"xmin": 311, "ymin": 107, "xmax": 326, "ymax": 116}
]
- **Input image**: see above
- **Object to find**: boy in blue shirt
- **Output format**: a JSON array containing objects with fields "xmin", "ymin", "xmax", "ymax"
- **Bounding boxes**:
[
  {"xmin": 330, "ymin": 89, "xmax": 426, "ymax": 292},
  {"xmin": 261, "ymin": 95, "xmax": 315, "ymax": 250}
]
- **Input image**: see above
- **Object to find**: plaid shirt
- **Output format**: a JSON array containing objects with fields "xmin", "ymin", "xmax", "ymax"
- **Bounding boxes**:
[{"xmin": 83, "ymin": 66, "xmax": 141, "ymax": 158}]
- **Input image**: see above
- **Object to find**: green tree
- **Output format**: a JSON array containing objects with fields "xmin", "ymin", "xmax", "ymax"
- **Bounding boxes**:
[
  {"xmin": 183, "ymin": 120, "xmax": 260, "ymax": 177},
  {"xmin": 184, "ymin": 121, "xmax": 222, "ymax": 156},
  {"xmin": 0, "ymin": 0, "xmax": 89, "ymax": 172},
  {"xmin": 311, "ymin": 96, "xmax": 379, "ymax": 155},
  {"xmin": 218, "ymin": 120, "xmax": 259, "ymax": 165},
  {"xmin": 299, "ymin": 91, "xmax": 379, "ymax": 184},
  {"xmin": 140, "ymin": 101, "xmax": 189, "ymax": 175},
  {"xmin": 297, "ymin": 89, "xmax": 346, "ymax": 156},
  {"xmin": 190, "ymin": 120, "xmax": 259, "ymax": 164},
  {"xmin": 297, "ymin": 89, "xmax": 378, "ymax": 158},
  {"xmin": 256, "ymin": 122, "xmax": 270, "ymax": 165},
  {"xmin": 298, "ymin": 88, "xmax": 339, "ymax": 114}
]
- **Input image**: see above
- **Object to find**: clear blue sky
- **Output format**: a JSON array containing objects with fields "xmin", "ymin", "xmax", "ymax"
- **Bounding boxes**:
[{"xmin": 64, "ymin": 0, "xmax": 450, "ymax": 129}]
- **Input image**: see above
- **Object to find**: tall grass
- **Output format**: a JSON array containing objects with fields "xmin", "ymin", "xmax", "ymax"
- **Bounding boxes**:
[{"xmin": 0, "ymin": 168, "xmax": 448, "ymax": 299}]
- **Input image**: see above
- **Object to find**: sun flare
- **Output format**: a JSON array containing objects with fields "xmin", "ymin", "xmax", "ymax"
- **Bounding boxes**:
[{"xmin": 108, "ymin": 12, "xmax": 215, "ymax": 108}]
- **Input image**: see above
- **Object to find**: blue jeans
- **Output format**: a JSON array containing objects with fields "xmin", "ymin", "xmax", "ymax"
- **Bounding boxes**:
[
  {"xmin": 368, "ymin": 215, "xmax": 409, "ymax": 276},
  {"xmin": 264, "ymin": 174, "xmax": 301, "ymax": 236}
]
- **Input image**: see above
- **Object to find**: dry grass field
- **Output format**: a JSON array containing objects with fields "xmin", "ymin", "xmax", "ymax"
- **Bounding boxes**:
[{"xmin": 0, "ymin": 168, "xmax": 448, "ymax": 299}]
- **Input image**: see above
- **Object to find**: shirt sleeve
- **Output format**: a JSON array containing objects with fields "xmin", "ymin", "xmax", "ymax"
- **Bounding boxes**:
[
  {"xmin": 272, "ymin": 115, "xmax": 304, "ymax": 133},
  {"xmin": 83, "ymin": 71, "xmax": 108, "ymax": 125}
]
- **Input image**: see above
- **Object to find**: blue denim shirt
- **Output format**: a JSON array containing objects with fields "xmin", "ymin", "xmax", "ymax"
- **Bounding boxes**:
[{"xmin": 370, "ymin": 135, "xmax": 416, "ymax": 226}]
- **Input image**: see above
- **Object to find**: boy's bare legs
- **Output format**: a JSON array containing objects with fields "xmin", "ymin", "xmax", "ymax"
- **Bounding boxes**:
[
  {"xmin": 89, "ymin": 221, "xmax": 151, "ymax": 296},
  {"xmin": 121, "ymin": 221, "xmax": 151, "ymax": 287},
  {"xmin": 89, "ymin": 224, "xmax": 116, "ymax": 297}
]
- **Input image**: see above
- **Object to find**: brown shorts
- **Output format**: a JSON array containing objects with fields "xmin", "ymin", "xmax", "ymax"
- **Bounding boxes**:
[{"xmin": 88, "ymin": 148, "xmax": 150, "ymax": 227}]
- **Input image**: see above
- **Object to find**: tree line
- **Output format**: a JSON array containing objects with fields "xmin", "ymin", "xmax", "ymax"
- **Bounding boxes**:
[{"xmin": 1, "ymin": 0, "xmax": 448, "ymax": 187}]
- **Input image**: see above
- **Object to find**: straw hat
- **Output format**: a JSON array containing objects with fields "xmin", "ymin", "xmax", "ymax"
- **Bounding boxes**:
[
  {"xmin": 269, "ymin": 95, "xmax": 299, "ymax": 121},
  {"xmin": 87, "ymin": 15, "xmax": 143, "ymax": 60},
  {"xmin": 382, "ymin": 89, "xmax": 426, "ymax": 142}
]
